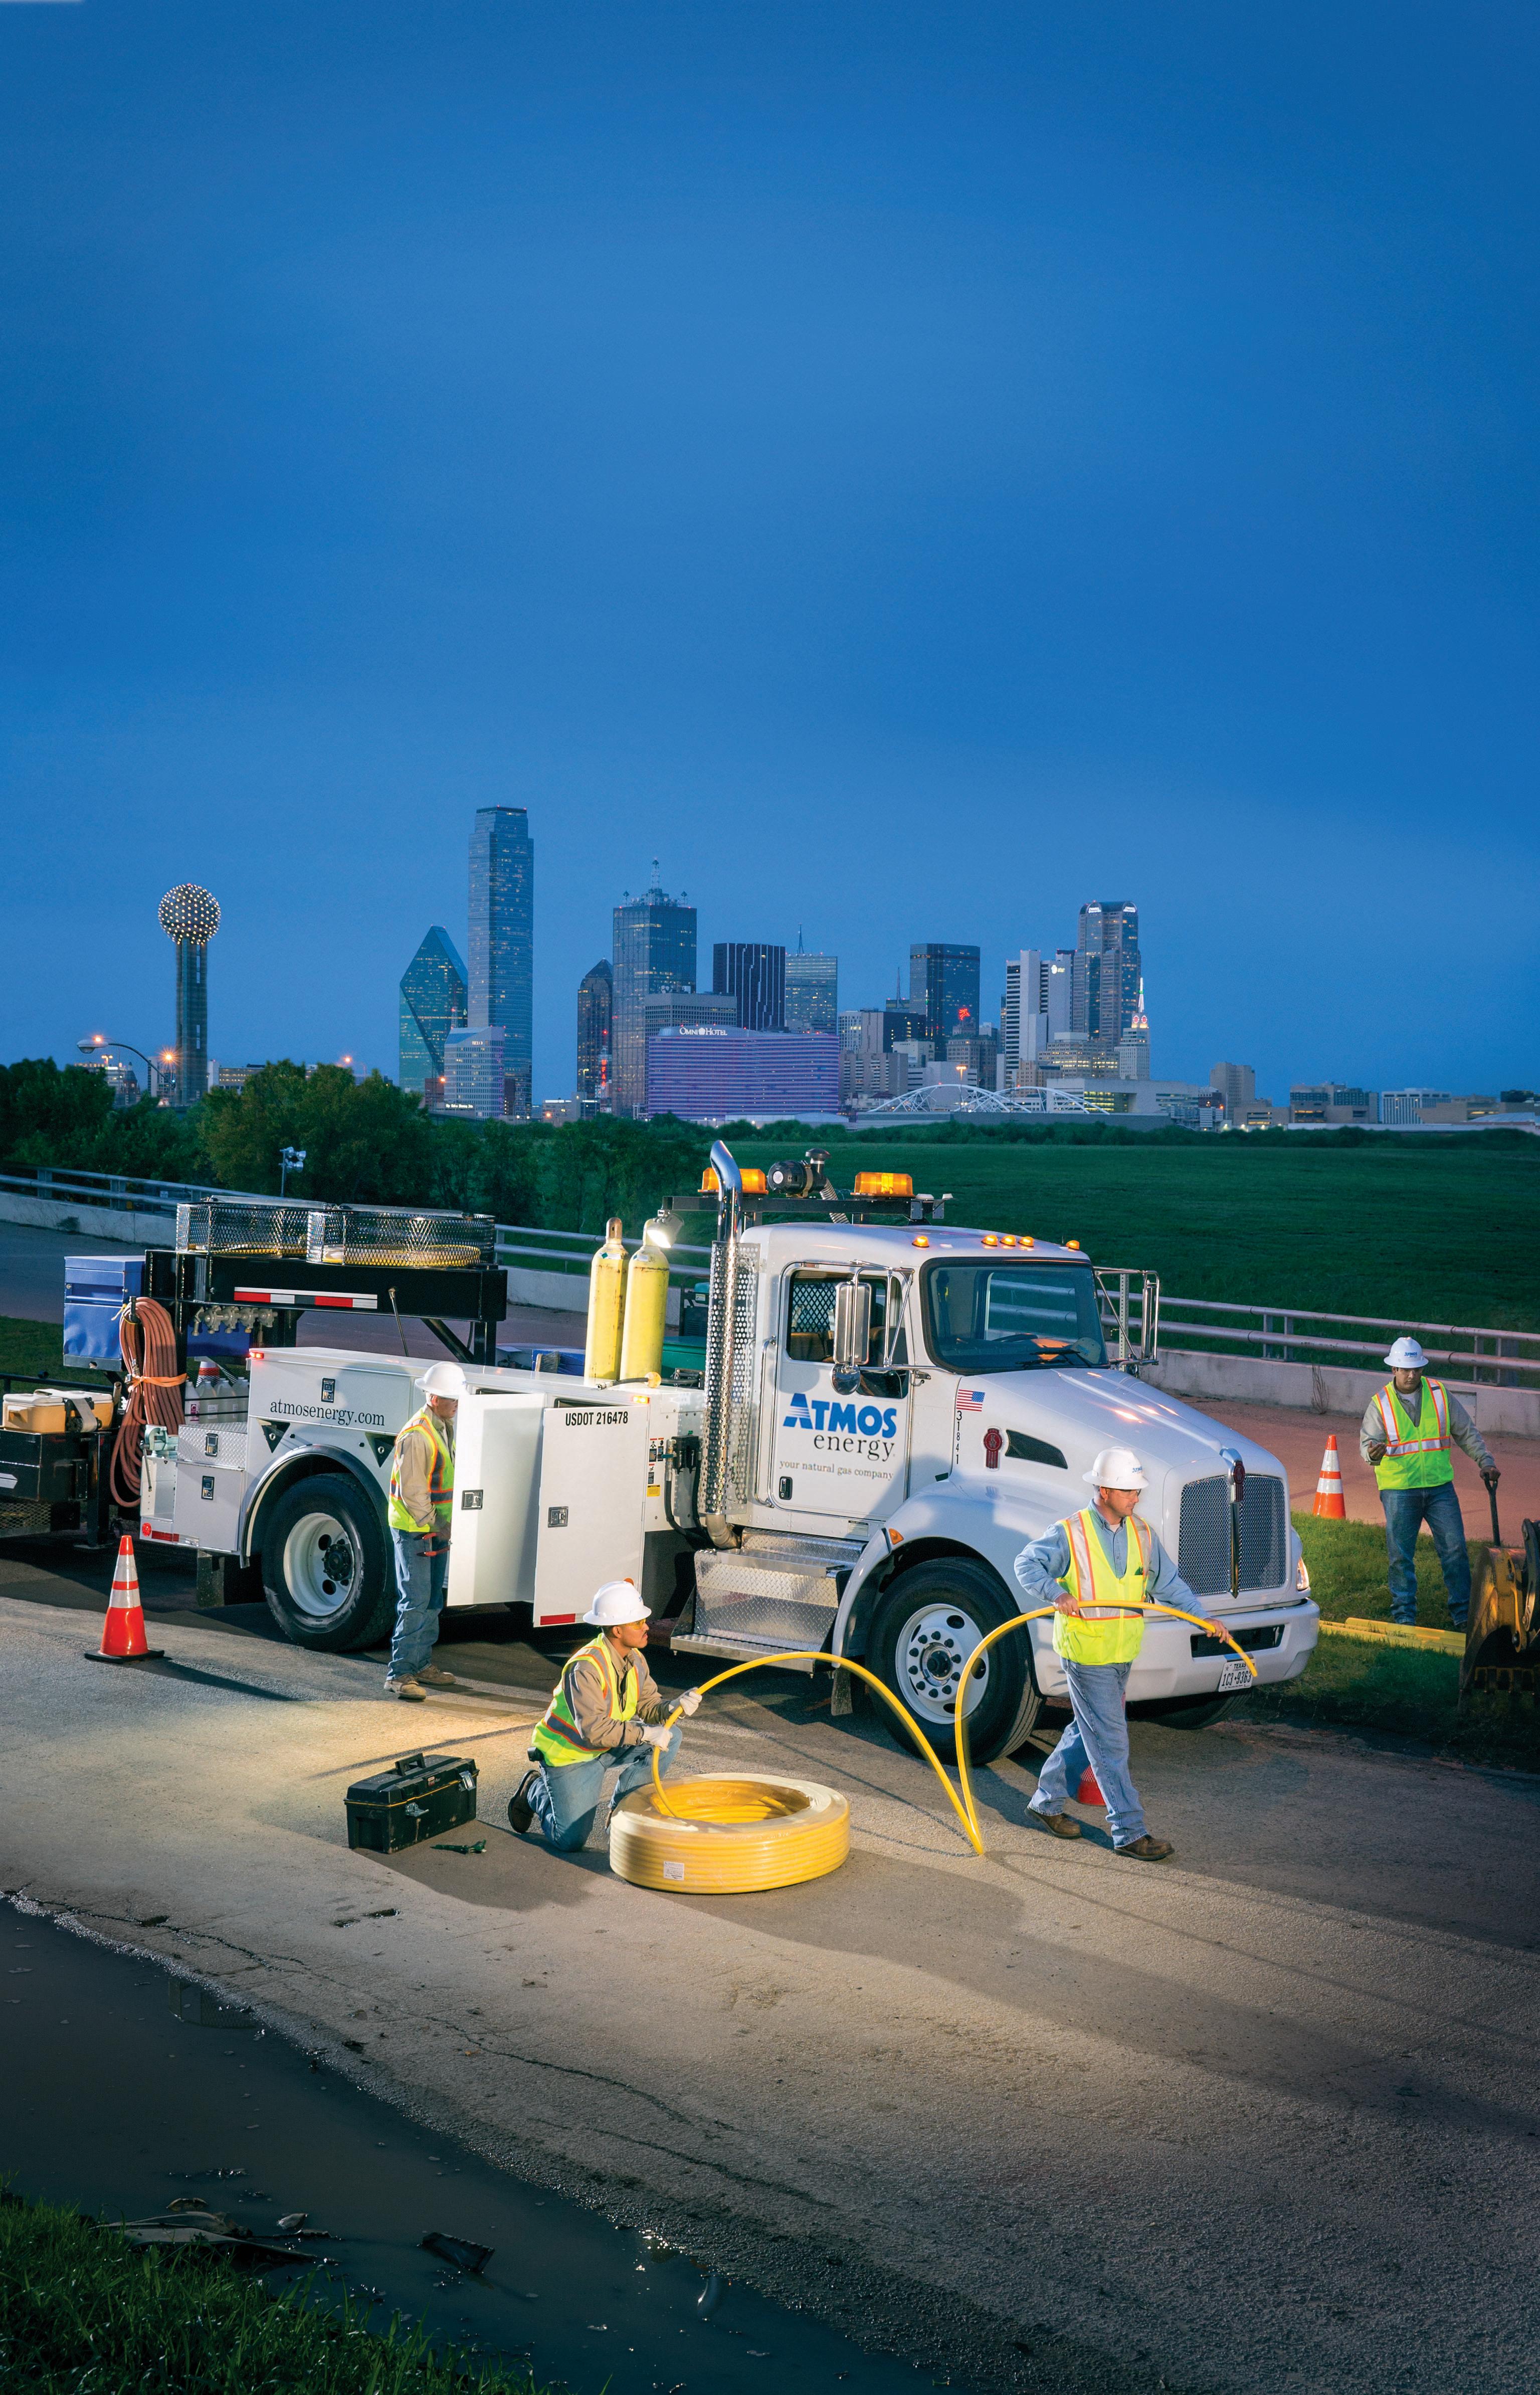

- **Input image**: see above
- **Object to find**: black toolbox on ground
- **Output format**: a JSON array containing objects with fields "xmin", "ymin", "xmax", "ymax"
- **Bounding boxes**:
[{"xmin": 345, "ymin": 1751, "xmax": 478, "ymax": 1854}]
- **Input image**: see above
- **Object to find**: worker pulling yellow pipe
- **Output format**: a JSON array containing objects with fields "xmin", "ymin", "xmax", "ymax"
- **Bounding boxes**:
[{"xmin": 646, "ymin": 1602, "xmax": 1256, "ymax": 1858}]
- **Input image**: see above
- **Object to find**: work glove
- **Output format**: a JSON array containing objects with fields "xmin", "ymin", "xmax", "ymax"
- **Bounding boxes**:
[
  {"xmin": 1482, "ymin": 1468, "xmax": 1501, "ymax": 1488},
  {"xmin": 678, "ymin": 1687, "xmax": 703, "ymax": 1717},
  {"xmin": 640, "ymin": 1723, "xmax": 673, "ymax": 1751},
  {"xmin": 1366, "ymin": 1443, "xmax": 1387, "ymax": 1465}
]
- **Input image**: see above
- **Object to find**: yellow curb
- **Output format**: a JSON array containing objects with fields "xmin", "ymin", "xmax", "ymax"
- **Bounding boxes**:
[{"xmin": 1317, "ymin": 1617, "xmax": 1465, "ymax": 1657}]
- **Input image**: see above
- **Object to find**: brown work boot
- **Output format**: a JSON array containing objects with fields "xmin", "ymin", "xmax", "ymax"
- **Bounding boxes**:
[
  {"xmin": 383, "ymin": 1675, "xmax": 426, "ymax": 1702},
  {"xmin": 1115, "ymin": 1835, "xmax": 1174, "ymax": 1862},
  {"xmin": 1032, "ymin": 1808, "xmax": 1082, "ymax": 1839},
  {"xmin": 415, "ymin": 1662, "xmax": 458, "ymax": 1688}
]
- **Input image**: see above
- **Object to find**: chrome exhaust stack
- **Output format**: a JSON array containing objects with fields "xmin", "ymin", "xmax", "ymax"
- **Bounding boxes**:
[{"xmin": 700, "ymin": 1140, "xmax": 745, "ymax": 1551}]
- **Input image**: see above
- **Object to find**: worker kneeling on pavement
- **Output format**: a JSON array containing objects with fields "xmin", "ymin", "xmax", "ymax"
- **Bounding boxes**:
[
  {"xmin": 1362, "ymin": 1337, "xmax": 1497, "ymax": 1631},
  {"xmin": 383, "ymin": 1362, "xmax": 465, "ymax": 1701},
  {"xmin": 1014, "ymin": 1445, "xmax": 1194, "ymax": 1863},
  {"xmin": 508, "ymin": 1581, "xmax": 701, "ymax": 1852}
]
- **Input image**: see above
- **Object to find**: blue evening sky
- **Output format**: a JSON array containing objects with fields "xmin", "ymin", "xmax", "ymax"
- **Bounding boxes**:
[{"xmin": 2, "ymin": 2, "xmax": 1535, "ymax": 1103}]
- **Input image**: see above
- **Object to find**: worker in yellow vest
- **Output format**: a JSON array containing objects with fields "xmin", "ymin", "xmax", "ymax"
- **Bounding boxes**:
[
  {"xmin": 383, "ymin": 1361, "xmax": 466, "ymax": 1700},
  {"xmin": 507, "ymin": 1581, "xmax": 702, "ymax": 1852},
  {"xmin": 1013, "ymin": 1445, "xmax": 1197, "ymax": 1861},
  {"xmin": 1361, "ymin": 1337, "xmax": 1497, "ymax": 1629}
]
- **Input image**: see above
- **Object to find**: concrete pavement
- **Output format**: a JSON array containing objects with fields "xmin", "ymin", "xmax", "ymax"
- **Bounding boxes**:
[{"xmin": 2, "ymin": 1548, "xmax": 1537, "ymax": 2393}]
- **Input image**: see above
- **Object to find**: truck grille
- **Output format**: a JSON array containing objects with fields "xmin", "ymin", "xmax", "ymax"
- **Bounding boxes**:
[{"xmin": 1177, "ymin": 1473, "xmax": 1286, "ymax": 1597}]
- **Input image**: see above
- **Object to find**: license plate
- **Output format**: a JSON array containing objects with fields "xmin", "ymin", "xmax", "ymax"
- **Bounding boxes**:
[{"xmin": 1217, "ymin": 1655, "xmax": 1252, "ymax": 1692}]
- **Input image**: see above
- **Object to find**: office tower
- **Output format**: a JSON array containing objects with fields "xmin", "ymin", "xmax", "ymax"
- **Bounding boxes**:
[
  {"xmin": 1209, "ymin": 1062, "xmax": 1256, "ymax": 1120},
  {"xmin": 909, "ymin": 943, "xmax": 982, "ymax": 1045},
  {"xmin": 399, "ymin": 927, "xmax": 468, "ymax": 1104},
  {"xmin": 643, "ymin": 1028, "xmax": 839, "ymax": 1122},
  {"xmin": 611, "ymin": 869, "xmax": 697, "ymax": 1117},
  {"xmin": 838, "ymin": 1009, "xmax": 887, "ymax": 1107},
  {"xmin": 1003, "ymin": 950, "xmax": 1057, "ymax": 1070},
  {"xmin": 576, "ymin": 960, "xmax": 613, "ymax": 1106},
  {"xmin": 157, "ymin": 883, "xmax": 220, "ymax": 1106},
  {"xmin": 468, "ymin": 806, "xmax": 533, "ymax": 1117},
  {"xmin": 785, "ymin": 947, "xmax": 838, "ymax": 1035},
  {"xmin": 441, "ymin": 1024, "xmax": 508, "ymax": 1119},
  {"xmin": 712, "ymin": 942, "xmax": 787, "ymax": 1031},
  {"xmin": 882, "ymin": 1000, "xmax": 930, "ymax": 1051},
  {"xmin": 1073, "ymin": 902, "xmax": 1142, "ymax": 1042}
]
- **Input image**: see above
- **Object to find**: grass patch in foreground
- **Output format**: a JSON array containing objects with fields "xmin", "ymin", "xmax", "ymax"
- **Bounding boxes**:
[
  {"xmin": 0, "ymin": 2191, "xmax": 547, "ymax": 2395},
  {"xmin": 1227, "ymin": 1516, "xmax": 1539, "ymax": 1770}
]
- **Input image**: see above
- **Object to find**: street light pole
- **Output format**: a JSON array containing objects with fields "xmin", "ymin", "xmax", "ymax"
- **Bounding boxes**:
[
  {"xmin": 77, "ymin": 1036, "xmax": 161, "ymax": 1100},
  {"xmin": 278, "ymin": 1146, "xmax": 306, "ymax": 1197}
]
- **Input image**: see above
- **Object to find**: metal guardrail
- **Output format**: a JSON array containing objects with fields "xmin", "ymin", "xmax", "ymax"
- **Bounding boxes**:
[{"xmin": 1157, "ymin": 1295, "xmax": 1540, "ymax": 1391}]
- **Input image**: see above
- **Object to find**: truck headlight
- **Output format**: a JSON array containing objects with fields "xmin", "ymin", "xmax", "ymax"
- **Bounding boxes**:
[{"xmin": 1295, "ymin": 1554, "xmax": 1311, "ymax": 1594}]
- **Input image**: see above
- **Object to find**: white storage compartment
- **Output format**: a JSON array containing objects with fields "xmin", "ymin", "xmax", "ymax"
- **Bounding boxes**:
[
  {"xmin": 173, "ymin": 1456, "xmax": 245, "ymax": 1553},
  {"xmin": 532, "ymin": 1396, "xmax": 650, "ymax": 1626},
  {"xmin": 445, "ymin": 1393, "xmax": 546, "ymax": 1611}
]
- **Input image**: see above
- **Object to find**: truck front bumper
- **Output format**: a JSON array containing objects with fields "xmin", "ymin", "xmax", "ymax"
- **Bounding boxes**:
[{"xmin": 1028, "ymin": 1597, "xmax": 1320, "ymax": 1705}]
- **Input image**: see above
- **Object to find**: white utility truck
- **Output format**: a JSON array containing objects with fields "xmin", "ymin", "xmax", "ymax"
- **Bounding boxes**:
[{"xmin": 136, "ymin": 1148, "xmax": 1317, "ymax": 1763}]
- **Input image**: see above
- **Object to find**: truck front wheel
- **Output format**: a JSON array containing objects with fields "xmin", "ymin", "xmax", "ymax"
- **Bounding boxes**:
[
  {"xmin": 868, "ymin": 1560, "xmax": 1041, "ymax": 1766},
  {"xmin": 260, "ymin": 1473, "xmax": 395, "ymax": 1652}
]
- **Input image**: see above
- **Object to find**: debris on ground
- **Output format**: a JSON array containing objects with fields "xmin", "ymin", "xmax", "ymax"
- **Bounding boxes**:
[
  {"xmin": 112, "ymin": 2203, "xmax": 306, "ymax": 2268},
  {"xmin": 431, "ymin": 1840, "xmax": 487, "ymax": 1854},
  {"xmin": 420, "ymin": 2230, "xmax": 494, "ymax": 2274}
]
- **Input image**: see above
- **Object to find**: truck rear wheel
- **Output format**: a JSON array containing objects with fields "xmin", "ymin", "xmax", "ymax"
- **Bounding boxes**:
[
  {"xmin": 868, "ymin": 1560, "xmax": 1041, "ymax": 1766},
  {"xmin": 260, "ymin": 1473, "xmax": 394, "ymax": 1652}
]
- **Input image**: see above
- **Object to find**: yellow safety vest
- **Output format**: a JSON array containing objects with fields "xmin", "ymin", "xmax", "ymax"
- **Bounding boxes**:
[
  {"xmin": 387, "ymin": 1406, "xmax": 454, "ymax": 1533},
  {"xmin": 533, "ymin": 1636, "xmax": 640, "ymax": 1768},
  {"xmin": 1052, "ymin": 1506, "xmax": 1150, "ymax": 1667},
  {"xmin": 1371, "ymin": 1379, "xmax": 1453, "ymax": 1492}
]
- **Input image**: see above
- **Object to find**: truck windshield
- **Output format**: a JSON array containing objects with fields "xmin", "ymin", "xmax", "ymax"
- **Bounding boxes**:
[{"xmin": 921, "ymin": 1261, "xmax": 1106, "ymax": 1373}]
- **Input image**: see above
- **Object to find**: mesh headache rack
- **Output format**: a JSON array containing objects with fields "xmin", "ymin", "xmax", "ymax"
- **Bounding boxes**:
[{"xmin": 174, "ymin": 1199, "xmax": 495, "ymax": 1270}]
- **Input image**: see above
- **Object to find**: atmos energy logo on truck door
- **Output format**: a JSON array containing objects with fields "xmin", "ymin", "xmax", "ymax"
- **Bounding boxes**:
[{"xmin": 782, "ymin": 1391, "xmax": 899, "ymax": 1456}]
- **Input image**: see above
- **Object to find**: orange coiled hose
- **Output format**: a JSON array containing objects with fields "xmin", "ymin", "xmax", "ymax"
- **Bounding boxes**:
[{"xmin": 109, "ymin": 1299, "xmax": 183, "ymax": 1508}]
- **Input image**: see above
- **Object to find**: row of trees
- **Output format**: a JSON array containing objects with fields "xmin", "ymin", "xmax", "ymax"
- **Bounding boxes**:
[{"xmin": 0, "ymin": 1058, "xmax": 714, "ymax": 1236}]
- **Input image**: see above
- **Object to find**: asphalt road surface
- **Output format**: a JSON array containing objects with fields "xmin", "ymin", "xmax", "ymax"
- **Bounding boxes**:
[{"xmin": 2, "ymin": 1544, "xmax": 1537, "ymax": 2394}]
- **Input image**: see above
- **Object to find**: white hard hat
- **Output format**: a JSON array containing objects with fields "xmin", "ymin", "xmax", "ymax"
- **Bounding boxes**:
[
  {"xmin": 585, "ymin": 1579, "xmax": 651, "ymax": 1626},
  {"xmin": 417, "ymin": 1362, "xmax": 467, "ymax": 1399},
  {"xmin": 1385, "ymin": 1337, "xmax": 1429, "ymax": 1371},
  {"xmin": 1083, "ymin": 1444, "xmax": 1148, "ymax": 1491}
]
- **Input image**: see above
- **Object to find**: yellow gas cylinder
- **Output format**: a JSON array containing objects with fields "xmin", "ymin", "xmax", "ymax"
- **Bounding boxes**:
[
  {"xmin": 584, "ymin": 1217, "xmax": 628, "ymax": 1382},
  {"xmin": 619, "ymin": 1232, "xmax": 670, "ymax": 1382}
]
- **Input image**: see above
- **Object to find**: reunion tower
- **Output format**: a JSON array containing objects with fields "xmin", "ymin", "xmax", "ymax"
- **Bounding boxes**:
[{"xmin": 159, "ymin": 883, "xmax": 221, "ymax": 1106}]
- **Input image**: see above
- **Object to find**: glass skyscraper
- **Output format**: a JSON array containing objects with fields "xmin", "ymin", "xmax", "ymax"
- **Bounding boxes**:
[
  {"xmin": 576, "ymin": 959, "xmax": 613, "ymax": 1105},
  {"xmin": 468, "ymin": 806, "xmax": 534, "ymax": 1118},
  {"xmin": 908, "ymin": 943, "xmax": 981, "ymax": 1045},
  {"xmin": 611, "ymin": 872, "xmax": 697, "ymax": 1117},
  {"xmin": 712, "ymin": 942, "xmax": 786, "ymax": 1030},
  {"xmin": 1073, "ymin": 902, "xmax": 1143, "ymax": 1041},
  {"xmin": 784, "ymin": 949, "xmax": 838, "ymax": 1035},
  {"xmin": 399, "ymin": 926, "xmax": 468, "ymax": 1104}
]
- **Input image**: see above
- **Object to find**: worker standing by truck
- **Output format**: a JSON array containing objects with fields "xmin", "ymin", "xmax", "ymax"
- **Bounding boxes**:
[
  {"xmin": 383, "ymin": 1360, "xmax": 466, "ymax": 1701},
  {"xmin": 1362, "ymin": 1337, "xmax": 1498, "ymax": 1630},
  {"xmin": 1013, "ymin": 1445, "xmax": 1192, "ymax": 1862},
  {"xmin": 507, "ymin": 1581, "xmax": 701, "ymax": 1852}
]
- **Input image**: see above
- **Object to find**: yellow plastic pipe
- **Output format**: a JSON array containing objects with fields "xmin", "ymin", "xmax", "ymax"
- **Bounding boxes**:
[{"xmin": 650, "ymin": 1603, "xmax": 1257, "ymax": 1857}]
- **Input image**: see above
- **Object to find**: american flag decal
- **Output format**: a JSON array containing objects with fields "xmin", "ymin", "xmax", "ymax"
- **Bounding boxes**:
[{"xmin": 955, "ymin": 1387, "xmax": 985, "ymax": 1412}]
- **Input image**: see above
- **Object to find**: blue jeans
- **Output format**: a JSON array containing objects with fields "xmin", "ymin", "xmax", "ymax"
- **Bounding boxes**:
[
  {"xmin": 390, "ymin": 1530, "xmax": 447, "ymax": 1678},
  {"xmin": 1029, "ymin": 1659, "xmax": 1147, "ymax": 1848},
  {"xmin": 1381, "ymin": 1483, "xmax": 1471, "ymax": 1626},
  {"xmin": 529, "ymin": 1726, "xmax": 683, "ymax": 1854}
]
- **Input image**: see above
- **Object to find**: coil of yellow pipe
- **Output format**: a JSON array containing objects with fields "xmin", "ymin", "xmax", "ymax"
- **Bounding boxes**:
[{"xmin": 610, "ymin": 1773, "xmax": 850, "ymax": 1893}]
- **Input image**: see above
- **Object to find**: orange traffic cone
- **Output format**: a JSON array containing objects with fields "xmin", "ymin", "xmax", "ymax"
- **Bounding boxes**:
[
  {"xmin": 85, "ymin": 1535, "xmax": 164, "ymax": 1664},
  {"xmin": 1075, "ymin": 1764, "xmax": 1106, "ymax": 1805},
  {"xmin": 1312, "ymin": 1434, "xmax": 1347, "ymax": 1520}
]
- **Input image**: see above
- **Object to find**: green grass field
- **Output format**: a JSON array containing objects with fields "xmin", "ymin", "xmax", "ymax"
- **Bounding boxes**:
[
  {"xmin": 0, "ymin": 2191, "xmax": 547, "ymax": 2395},
  {"xmin": 732, "ymin": 1130, "xmax": 1539, "ymax": 1329}
]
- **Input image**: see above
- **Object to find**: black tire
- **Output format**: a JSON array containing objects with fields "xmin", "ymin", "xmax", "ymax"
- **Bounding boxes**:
[
  {"xmin": 867, "ymin": 1559, "xmax": 1041, "ymax": 1766},
  {"xmin": 1135, "ymin": 1693, "xmax": 1236, "ymax": 1731},
  {"xmin": 259, "ymin": 1472, "xmax": 394, "ymax": 1652}
]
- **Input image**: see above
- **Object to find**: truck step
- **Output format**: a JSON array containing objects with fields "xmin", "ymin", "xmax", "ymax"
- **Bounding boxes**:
[
  {"xmin": 692, "ymin": 1545, "xmax": 843, "ymax": 1655},
  {"xmin": 669, "ymin": 1633, "xmax": 820, "ymax": 1677}
]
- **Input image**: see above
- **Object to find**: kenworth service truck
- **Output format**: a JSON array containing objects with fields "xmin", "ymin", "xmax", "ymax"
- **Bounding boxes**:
[{"xmin": 130, "ymin": 1150, "xmax": 1318, "ymax": 1763}]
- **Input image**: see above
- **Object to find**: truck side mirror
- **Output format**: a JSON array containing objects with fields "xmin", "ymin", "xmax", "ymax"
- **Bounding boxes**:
[{"xmin": 832, "ymin": 1280, "xmax": 871, "ymax": 1395}]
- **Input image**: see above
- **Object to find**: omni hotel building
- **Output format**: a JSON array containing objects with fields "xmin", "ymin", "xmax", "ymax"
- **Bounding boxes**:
[{"xmin": 641, "ymin": 1026, "xmax": 840, "ymax": 1122}]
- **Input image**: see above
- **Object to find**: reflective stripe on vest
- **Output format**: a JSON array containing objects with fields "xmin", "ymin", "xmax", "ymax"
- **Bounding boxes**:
[
  {"xmin": 1052, "ymin": 1506, "xmax": 1150, "ymax": 1668},
  {"xmin": 533, "ymin": 1635, "xmax": 641, "ymax": 1768},
  {"xmin": 1372, "ymin": 1379, "xmax": 1454, "ymax": 1492},
  {"xmin": 387, "ymin": 1406, "xmax": 455, "ymax": 1532}
]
